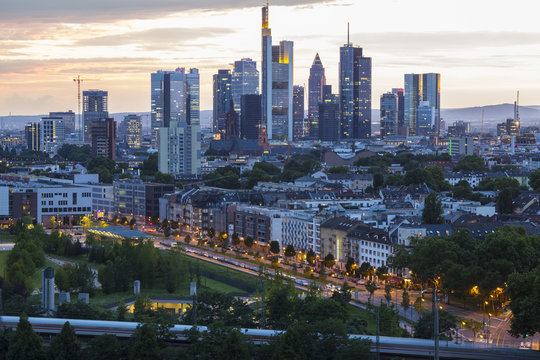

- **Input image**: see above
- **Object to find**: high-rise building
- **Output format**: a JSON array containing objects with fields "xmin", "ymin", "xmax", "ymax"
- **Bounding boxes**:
[
  {"xmin": 49, "ymin": 111, "xmax": 76, "ymax": 135},
  {"xmin": 308, "ymin": 53, "xmax": 326, "ymax": 138},
  {"xmin": 261, "ymin": 4, "xmax": 294, "ymax": 142},
  {"xmin": 404, "ymin": 73, "xmax": 440, "ymax": 136},
  {"xmin": 151, "ymin": 68, "xmax": 188, "ymax": 147},
  {"xmin": 319, "ymin": 100, "xmax": 340, "ymax": 141},
  {"xmin": 380, "ymin": 92, "xmax": 398, "ymax": 139},
  {"xmin": 293, "ymin": 85, "xmax": 304, "ymax": 140},
  {"xmin": 158, "ymin": 68, "xmax": 201, "ymax": 177},
  {"xmin": 231, "ymin": 58, "xmax": 259, "ymax": 115},
  {"xmin": 240, "ymin": 94, "xmax": 261, "ymax": 140},
  {"xmin": 25, "ymin": 122, "xmax": 40, "ymax": 151},
  {"xmin": 213, "ymin": 69, "xmax": 232, "ymax": 138},
  {"xmin": 83, "ymin": 90, "xmax": 108, "ymax": 142},
  {"xmin": 40, "ymin": 117, "xmax": 65, "ymax": 156},
  {"xmin": 416, "ymin": 101, "xmax": 435, "ymax": 136},
  {"xmin": 391, "ymin": 88, "xmax": 405, "ymax": 135},
  {"xmin": 339, "ymin": 36, "xmax": 372, "ymax": 139},
  {"xmin": 90, "ymin": 118, "xmax": 117, "ymax": 160},
  {"xmin": 120, "ymin": 114, "xmax": 142, "ymax": 149}
]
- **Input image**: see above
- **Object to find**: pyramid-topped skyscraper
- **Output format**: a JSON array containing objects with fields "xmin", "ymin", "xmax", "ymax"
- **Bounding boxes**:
[{"xmin": 308, "ymin": 53, "xmax": 326, "ymax": 138}]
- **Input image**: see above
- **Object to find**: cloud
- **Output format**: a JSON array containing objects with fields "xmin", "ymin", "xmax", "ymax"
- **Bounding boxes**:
[{"xmin": 0, "ymin": 0, "xmax": 336, "ymax": 22}]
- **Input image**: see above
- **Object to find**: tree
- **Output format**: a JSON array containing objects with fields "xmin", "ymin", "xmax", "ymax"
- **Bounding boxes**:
[
  {"xmin": 323, "ymin": 253, "xmax": 335, "ymax": 268},
  {"xmin": 529, "ymin": 169, "xmax": 540, "ymax": 193},
  {"xmin": 327, "ymin": 166, "xmax": 349, "ymax": 174},
  {"xmin": 373, "ymin": 172, "xmax": 384, "ymax": 190},
  {"xmin": 231, "ymin": 233, "xmax": 240, "ymax": 246},
  {"xmin": 84, "ymin": 335, "xmax": 121, "ymax": 360},
  {"xmin": 284, "ymin": 245, "xmax": 296, "ymax": 259},
  {"xmin": 244, "ymin": 236, "xmax": 254, "ymax": 248},
  {"xmin": 153, "ymin": 172, "xmax": 174, "ymax": 184},
  {"xmin": 453, "ymin": 155, "xmax": 487, "ymax": 172},
  {"xmin": 422, "ymin": 192, "xmax": 444, "ymax": 224},
  {"xmin": 364, "ymin": 280, "xmax": 377, "ymax": 304},
  {"xmin": 6, "ymin": 313, "xmax": 45, "ymax": 360},
  {"xmin": 507, "ymin": 266, "xmax": 540, "ymax": 337},
  {"xmin": 139, "ymin": 153, "xmax": 158, "ymax": 177},
  {"xmin": 384, "ymin": 284, "xmax": 392, "ymax": 304},
  {"xmin": 269, "ymin": 241, "xmax": 280, "ymax": 255},
  {"xmin": 496, "ymin": 188, "xmax": 514, "ymax": 214},
  {"xmin": 402, "ymin": 290, "xmax": 410, "ymax": 311},
  {"xmin": 184, "ymin": 234, "xmax": 191, "ymax": 244},
  {"xmin": 306, "ymin": 249, "xmax": 316, "ymax": 266},
  {"xmin": 414, "ymin": 310, "xmax": 457, "ymax": 339},
  {"xmin": 128, "ymin": 324, "xmax": 161, "ymax": 360},
  {"xmin": 49, "ymin": 321, "xmax": 81, "ymax": 360},
  {"xmin": 452, "ymin": 180, "xmax": 473, "ymax": 199}
]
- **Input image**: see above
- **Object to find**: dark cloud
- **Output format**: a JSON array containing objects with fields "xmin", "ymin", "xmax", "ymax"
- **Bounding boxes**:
[
  {"xmin": 76, "ymin": 27, "xmax": 235, "ymax": 47},
  {"xmin": 0, "ymin": 0, "xmax": 335, "ymax": 22}
]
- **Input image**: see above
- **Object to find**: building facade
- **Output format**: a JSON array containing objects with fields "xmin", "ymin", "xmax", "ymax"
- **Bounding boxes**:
[
  {"xmin": 83, "ymin": 90, "xmax": 108, "ymax": 142},
  {"xmin": 231, "ymin": 58, "xmax": 259, "ymax": 115},
  {"xmin": 213, "ymin": 69, "xmax": 232, "ymax": 138},
  {"xmin": 49, "ymin": 111, "xmax": 76, "ymax": 135},
  {"xmin": 308, "ymin": 53, "xmax": 326, "ymax": 138},
  {"xmin": 240, "ymin": 94, "xmax": 262, "ymax": 140},
  {"xmin": 120, "ymin": 114, "xmax": 142, "ymax": 149},
  {"xmin": 380, "ymin": 92, "xmax": 398, "ymax": 139},
  {"xmin": 90, "ymin": 118, "xmax": 117, "ymax": 160},
  {"xmin": 404, "ymin": 73, "xmax": 440, "ymax": 136},
  {"xmin": 293, "ymin": 85, "xmax": 304, "ymax": 140}
]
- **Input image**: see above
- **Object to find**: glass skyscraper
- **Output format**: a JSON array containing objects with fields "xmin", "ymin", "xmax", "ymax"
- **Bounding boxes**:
[
  {"xmin": 339, "ymin": 42, "xmax": 371, "ymax": 139},
  {"xmin": 308, "ymin": 53, "xmax": 326, "ymax": 138},
  {"xmin": 82, "ymin": 90, "xmax": 108, "ymax": 142},
  {"xmin": 232, "ymin": 58, "xmax": 259, "ymax": 115},
  {"xmin": 213, "ymin": 69, "xmax": 232, "ymax": 138},
  {"xmin": 404, "ymin": 73, "xmax": 440, "ymax": 136},
  {"xmin": 261, "ymin": 4, "xmax": 294, "ymax": 142},
  {"xmin": 391, "ymin": 88, "xmax": 405, "ymax": 135},
  {"xmin": 293, "ymin": 85, "xmax": 304, "ymax": 140},
  {"xmin": 380, "ymin": 92, "xmax": 398, "ymax": 139}
]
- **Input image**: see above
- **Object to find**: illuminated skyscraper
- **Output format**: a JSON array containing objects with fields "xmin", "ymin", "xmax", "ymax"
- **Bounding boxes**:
[
  {"xmin": 83, "ymin": 90, "xmax": 108, "ymax": 142},
  {"xmin": 261, "ymin": 3, "xmax": 294, "ymax": 142},
  {"xmin": 232, "ymin": 58, "xmax": 259, "ymax": 115},
  {"xmin": 404, "ymin": 73, "xmax": 440, "ymax": 136},
  {"xmin": 213, "ymin": 69, "xmax": 232, "ymax": 138},
  {"xmin": 391, "ymin": 88, "xmax": 405, "ymax": 135},
  {"xmin": 339, "ymin": 34, "xmax": 371, "ymax": 139},
  {"xmin": 40, "ymin": 117, "xmax": 65, "ymax": 156},
  {"xmin": 157, "ymin": 68, "xmax": 201, "ymax": 177},
  {"xmin": 380, "ymin": 92, "xmax": 398, "ymax": 139},
  {"xmin": 293, "ymin": 85, "xmax": 304, "ymax": 140},
  {"xmin": 90, "ymin": 118, "xmax": 116, "ymax": 160},
  {"xmin": 308, "ymin": 53, "xmax": 326, "ymax": 138},
  {"xmin": 120, "ymin": 114, "xmax": 142, "ymax": 149}
]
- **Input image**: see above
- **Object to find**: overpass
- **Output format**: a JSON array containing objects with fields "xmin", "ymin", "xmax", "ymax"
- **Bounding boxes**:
[{"xmin": 0, "ymin": 316, "xmax": 537, "ymax": 359}]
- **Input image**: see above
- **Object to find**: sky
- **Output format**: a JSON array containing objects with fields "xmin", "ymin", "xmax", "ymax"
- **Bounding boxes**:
[{"xmin": 1, "ymin": 0, "xmax": 540, "ymax": 115}]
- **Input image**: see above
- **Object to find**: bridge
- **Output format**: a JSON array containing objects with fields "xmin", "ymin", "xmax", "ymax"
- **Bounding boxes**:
[{"xmin": 1, "ymin": 316, "xmax": 537, "ymax": 359}]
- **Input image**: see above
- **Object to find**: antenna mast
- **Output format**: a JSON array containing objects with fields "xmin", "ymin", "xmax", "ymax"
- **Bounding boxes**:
[{"xmin": 347, "ymin": 22, "xmax": 350, "ymax": 45}]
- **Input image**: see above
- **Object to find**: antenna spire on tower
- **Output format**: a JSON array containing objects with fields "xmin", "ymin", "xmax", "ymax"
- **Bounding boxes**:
[{"xmin": 347, "ymin": 22, "xmax": 350, "ymax": 45}]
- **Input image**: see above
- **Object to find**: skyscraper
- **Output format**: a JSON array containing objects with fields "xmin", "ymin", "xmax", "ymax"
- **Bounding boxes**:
[
  {"xmin": 261, "ymin": 3, "xmax": 294, "ymax": 142},
  {"xmin": 293, "ymin": 85, "xmax": 304, "ymax": 140},
  {"xmin": 391, "ymin": 88, "xmax": 405, "ymax": 135},
  {"xmin": 40, "ymin": 117, "xmax": 65, "ymax": 156},
  {"xmin": 319, "ymin": 101, "xmax": 340, "ymax": 142},
  {"xmin": 25, "ymin": 122, "xmax": 40, "ymax": 151},
  {"xmin": 308, "ymin": 53, "xmax": 326, "ymax": 138},
  {"xmin": 380, "ymin": 92, "xmax": 398, "ymax": 139},
  {"xmin": 240, "ymin": 94, "xmax": 261, "ymax": 140},
  {"xmin": 404, "ymin": 73, "xmax": 440, "ymax": 136},
  {"xmin": 232, "ymin": 58, "xmax": 259, "ymax": 115},
  {"xmin": 90, "ymin": 118, "xmax": 117, "ymax": 160},
  {"xmin": 83, "ymin": 90, "xmax": 108, "ymax": 142},
  {"xmin": 120, "ymin": 114, "xmax": 142, "ymax": 149},
  {"xmin": 416, "ymin": 101, "xmax": 435, "ymax": 136},
  {"xmin": 339, "ymin": 34, "xmax": 371, "ymax": 139},
  {"xmin": 158, "ymin": 68, "xmax": 201, "ymax": 177},
  {"xmin": 213, "ymin": 69, "xmax": 232, "ymax": 139},
  {"xmin": 151, "ymin": 68, "xmax": 188, "ymax": 147}
]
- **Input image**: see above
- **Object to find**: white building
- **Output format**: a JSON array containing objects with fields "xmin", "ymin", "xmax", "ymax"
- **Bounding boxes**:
[
  {"xmin": 281, "ymin": 210, "xmax": 325, "ymax": 254},
  {"xmin": 91, "ymin": 184, "xmax": 115, "ymax": 218}
]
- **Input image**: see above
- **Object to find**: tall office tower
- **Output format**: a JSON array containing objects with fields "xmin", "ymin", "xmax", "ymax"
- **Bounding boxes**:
[
  {"xmin": 319, "ymin": 100, "xmax": 340, "ymax": 142},
  {"xmin": 240, "ymin": 94, "xmax": 262, "ymax": 140},
  {"xmin": 49, "ymin": 111, "xmax": 75, "ymax": 135},
  {"xmin": 25, "ymin": 122, "xmax": 41, "ymax": 151},
  {"xmin": 391, "ymin": 88, "xmax": 405, "ymax": 135},
  {"xmin": 404, "ymin": 73, "xmax": 440, "ymax": 136},
  {"xmin": 232, "ymin": 58, "xmax": 259, "ymax": 115},
  {"xmin": 261, "ymin": 3, "xmax": 294, "ymax": 142},
  {"xmin": 422, "ymin": 73, "xmax": 441, "ymax": 135},
  {"xmin": 91, "ymin": 118, "xmax": 117, "ymax": 160},
  {"xmin": 380, "ymin": 92, "xmax": 398, "ymax": 139},
  {"xmin": 41, "ymin": 267, "xmax": 55, "ymax": 313},
  {"xmin": 121, "ymin": 114, "xmax": 142, "ymax": 149},
  {"xmin": 158, "ymin": 68, "xmax": 201, "ymax": 177},
  {"xmin": 213, "ymin": 69, "xmax": 232, "ymax": 138},
  {"xmin": 308, "ymin": 53, "xmax": 326, "ymax": 138},
  {"xmin": 293, "ymin": 85, "xmax": 304, "ymax": 140},
  {"xmin": 339, "ymin": 34, "xmax": 372, "ymax": 139},
  {"xmin": 416, "ymin": 101, "xmax": 434, "ymax": 136},
  {"xmin": 83, "ymin": 90, "xmax": 108, "ymax": 142},
  {"xmin": 40, "ymin": 117, "xmax": 65, "ymax": 156},
  {"xmin": 151, "ymin": 68, "xmax": 188, "ymax": 147}
]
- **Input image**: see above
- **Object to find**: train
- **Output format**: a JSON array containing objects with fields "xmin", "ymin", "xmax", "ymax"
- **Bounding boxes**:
[{"xmin": 0, "ymin": 316, "xmax": 536, "ymax": 359}]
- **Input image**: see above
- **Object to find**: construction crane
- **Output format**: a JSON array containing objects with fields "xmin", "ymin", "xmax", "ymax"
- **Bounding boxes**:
[{"xmin": 73, "ymin": 75, "xmax": 99, "ymax": 141}]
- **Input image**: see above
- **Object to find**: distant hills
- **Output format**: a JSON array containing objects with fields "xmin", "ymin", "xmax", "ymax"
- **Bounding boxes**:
[{"xmin": 2, "ymin": 104, "xmax": 539, "ymax": 133}]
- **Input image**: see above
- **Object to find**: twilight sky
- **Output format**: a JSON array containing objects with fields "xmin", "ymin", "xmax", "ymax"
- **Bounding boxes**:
[{"xmin": 1, "ymin": 0, "xmax": 540, "ymax": 115}]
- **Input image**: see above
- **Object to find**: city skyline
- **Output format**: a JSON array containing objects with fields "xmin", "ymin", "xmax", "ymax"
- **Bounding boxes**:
[{"xmin": 2, "ymin": 0, "xmax": 540, "ymax": 115}]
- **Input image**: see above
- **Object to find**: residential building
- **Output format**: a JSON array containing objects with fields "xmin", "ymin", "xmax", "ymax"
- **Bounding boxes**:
[
  {"xmin": 380, "ymin": 92, "xmax": 398, "ymax": 139},
  {"xmin": 240, "ymin": 94, "xmax": 261, "ymax": 140},
  {"xmin": 234, "ymin": 204, "xmax": 283, "ymax": 245},
  {"xmin": 90, "ymin": 118, "xmax": 117, "ymax": 160},
  {"xmin": 120, "ymin": 114, "xmax": 142, "ymax": 149},
  {"xmin": 213, "ymin": 69, "xmax": 232, "ymax": 138},
  {"xmin": 231, "ymin": 58, "xmax": 259, "ymax": 115},
  {"xmin": 320, "ymin": 216, "xmax": 361, "ymax": 262},
  {"xmin": 308, "ymin": 53, "xmax": 326, "ymax": 138},
  {"xmin": 347, "ymin": 225, "xmax": 391, "ymax": 268},
  {"xmin": 145, "ymin": 183, "xmax": 175, "ymax": 219},
  {"xmin": 25, "ymin": 122, "xmax": 40, "ymax": 151},
  {"xmin": 293, "ymin": 85, "xmax": 304, "ymax": 140},
  {"xmin": 83, "ymin": 90, "xmax": 108, "ymax": 142},
  {"xmin": 281, "ymin": 210, "xmax": 327, "ymax": 254},
  {"xmin": 449, "ymin": 136, "xmax": 474, "ymax": 156},
  {"xmin": 339, "ymin": 38, "xmax": 372, "ymax": 139},
  {"xmin": 40, "ymin": 117, "xmax": 65, "ymax": 156}
]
